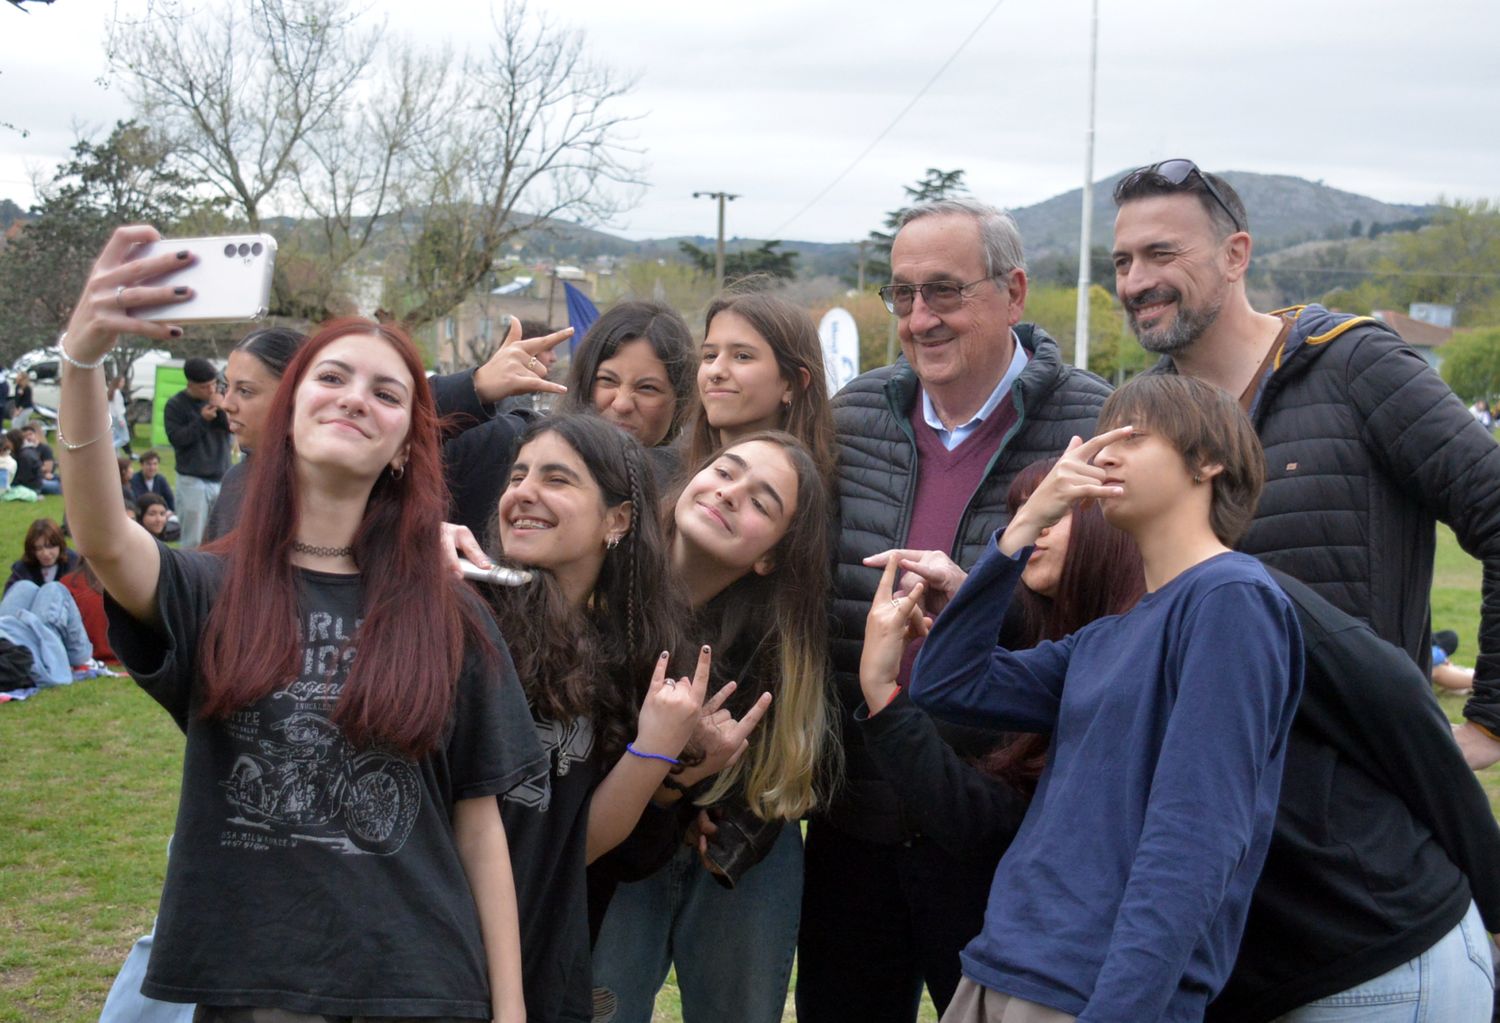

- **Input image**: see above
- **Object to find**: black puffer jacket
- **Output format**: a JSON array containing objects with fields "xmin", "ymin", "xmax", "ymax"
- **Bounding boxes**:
[
  {"xmin": 825, "ymin": 324, "xmax": 1111, "ymax": 842},
  {"xmin": 1160, "ymin": 305, "xmax": 1500, "ymax": 732}
]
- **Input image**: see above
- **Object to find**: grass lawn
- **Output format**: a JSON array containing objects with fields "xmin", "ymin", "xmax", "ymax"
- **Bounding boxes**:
[{"xmin": 0, "ymin": 427, "xmax": 1483, "ymax": 1021}]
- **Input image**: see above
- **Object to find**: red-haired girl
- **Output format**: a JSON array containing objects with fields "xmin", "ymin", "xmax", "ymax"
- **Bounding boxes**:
[{"xmin": 59, "ymin": 226, "xmax": 543, "ymax": 1023}]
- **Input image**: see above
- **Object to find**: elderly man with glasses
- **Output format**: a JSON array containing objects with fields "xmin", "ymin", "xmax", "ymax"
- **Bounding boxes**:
[{"xmin": 797, "ymin": 198, "xmax": 1111, "ymax": 1023}]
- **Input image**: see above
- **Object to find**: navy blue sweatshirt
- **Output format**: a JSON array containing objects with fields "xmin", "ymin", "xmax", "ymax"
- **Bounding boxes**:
[{"xmin": 910, "ymin": 540, "xmax": 1303, "ymax": 1023}]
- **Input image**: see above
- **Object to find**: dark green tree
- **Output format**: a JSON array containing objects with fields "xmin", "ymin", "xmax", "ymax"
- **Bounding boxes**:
[
  {"xmin": 0, "ymin": 120, "xmax": 225, "ymax": 370},
  {"xmin": 1441, "ymin": 326, "xmax": 1500, "ymax": 402},
  {"xmin": 678, "ymin": 239, "xmax": 799, "ymax": 285},
  {"xmin": 858, "ymin": 168, "xmax": 968, "ymax": 286}
]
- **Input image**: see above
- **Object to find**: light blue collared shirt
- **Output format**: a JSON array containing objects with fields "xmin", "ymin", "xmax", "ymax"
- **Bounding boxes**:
[{"xmin": 921, "ymin": 331, "xmax": 1029, "ymax": 450}]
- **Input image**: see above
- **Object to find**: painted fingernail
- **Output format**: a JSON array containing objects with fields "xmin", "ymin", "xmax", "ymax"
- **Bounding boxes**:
[
  {"xmin": 173, "ymin": 286, "xmax": 189, "ymax": 295},
  {"xmin": 659, "ymin": 650, "xmax": 670, "ymax": 660},
  {"xmin": 169, "ymin": 327, "xmax": 183, "ymax": 338},
  {"xmin": 701, "ymin": 644, "xmax": 711, "ymax": 654},
  {"xmin": 176, "ymin": 250, "xmax": 189, "ymax": 259}
]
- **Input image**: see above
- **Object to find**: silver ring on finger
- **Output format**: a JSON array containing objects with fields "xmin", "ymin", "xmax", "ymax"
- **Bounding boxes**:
[
  {"xmin": 890, "ymin": 598, "xmax": 902, "ymax": 609},
  {"xmin": 115, "ymin": 285, "xmax": 126, "ymax": 308},
  {"xmin": 529, "ymin": 356, "xmax": 542, "ymax": 372}
]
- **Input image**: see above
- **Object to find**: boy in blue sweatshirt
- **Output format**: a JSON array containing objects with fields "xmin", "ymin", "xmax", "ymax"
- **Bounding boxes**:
[{"xmin": 888, "ymin": 374, "xmax": 1302, "ymax": 1022}]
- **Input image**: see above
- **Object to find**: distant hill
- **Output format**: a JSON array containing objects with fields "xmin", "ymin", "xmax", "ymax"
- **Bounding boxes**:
[
  {"xmin": 0, "ymin": 171, "xmax": 1433, "ymax": 285},
  {"xmin": 1012, "ymin": 169, "xmax": 1434, "ymax": 263},
  {"xmin": 531, "ymin": 171, "xmax": 1437, "ymax": 284}
]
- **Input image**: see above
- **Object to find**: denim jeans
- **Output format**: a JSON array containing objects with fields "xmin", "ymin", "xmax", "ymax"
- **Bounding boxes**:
[
  {"xmin": 591, "ymin": 823, "xmax": 803, "ymax": 1023},
  {"xmin": 175, "ymin": 475, "xmax": 221, "ymax": 549},
  {"xmin": 1275, "ymin": 900, "xmax": 1495, "ymax": 1022},
  {"xmin": 0, "ymin": 580, "xmax": 92, "ymax": 669},
  {"xmin": 98, "ymin": 923, "xmax": 195, "ymax": 1023}
]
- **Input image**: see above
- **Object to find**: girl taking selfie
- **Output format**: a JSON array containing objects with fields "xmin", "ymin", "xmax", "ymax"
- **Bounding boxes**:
[{"xmin": 60, "ymin": 226, "xmax": 544, "ymax": 1023}]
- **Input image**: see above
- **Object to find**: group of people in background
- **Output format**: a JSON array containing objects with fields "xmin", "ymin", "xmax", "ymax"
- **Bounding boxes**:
[{"xmin": 32, "ymin": 157, "xmax": 1500, "ymax": 1023}]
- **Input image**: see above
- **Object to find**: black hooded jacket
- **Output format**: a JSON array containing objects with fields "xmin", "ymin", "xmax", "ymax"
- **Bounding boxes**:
[{"xmin": 1159, "ymin": 304, "xmax": 1500, "ymax": 731}]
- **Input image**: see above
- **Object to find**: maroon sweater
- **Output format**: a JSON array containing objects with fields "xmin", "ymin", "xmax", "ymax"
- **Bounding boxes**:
[{"xmin": 897, "ymin": 394, "xmax": 1017, "ymax": 684}]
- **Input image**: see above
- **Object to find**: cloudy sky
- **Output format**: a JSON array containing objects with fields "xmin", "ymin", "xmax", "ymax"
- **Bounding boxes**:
[{"xmin": 3, "ymin": 0, "xmax": 1497, "ymax": 243}]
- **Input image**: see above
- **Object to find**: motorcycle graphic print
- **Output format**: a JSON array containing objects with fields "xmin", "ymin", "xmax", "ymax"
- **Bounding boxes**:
[
  {"xmin": 505, "ymin": 716, "xmax": 595, "ymax": 812},
  {"xmin": 220, "ymin": 709, "xmax": 421, "ymax": 855}
]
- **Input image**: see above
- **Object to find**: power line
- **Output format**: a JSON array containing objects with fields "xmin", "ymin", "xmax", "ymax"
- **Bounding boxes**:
[{"xmin": 770, "ymin": 0, "xmax": 1008, "ymax": 236}]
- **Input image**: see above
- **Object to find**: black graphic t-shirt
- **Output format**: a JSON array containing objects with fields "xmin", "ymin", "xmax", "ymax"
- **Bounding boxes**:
[
  {"xmin": 502, "ymin": 713, "xmax": 606, "ymax": 1023},
  {"xmin": 106, "ymin": 541, "xmax": 546, "ymax": 1018}
]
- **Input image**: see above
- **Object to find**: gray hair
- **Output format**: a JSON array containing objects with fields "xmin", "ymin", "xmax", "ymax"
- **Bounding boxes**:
[{"xmin": 897, "ymin": 198, "xmax": 1027, "ymax": 277}]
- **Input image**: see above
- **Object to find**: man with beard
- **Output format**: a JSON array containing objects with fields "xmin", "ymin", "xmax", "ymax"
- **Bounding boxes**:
[
  {"xmin": 1112, "ymin": 160, "xmax": 1500, "ymax": 1017},
  {"xmin": 1112, "ymin": 160, "xmax": 1500, "ymax": 766}
]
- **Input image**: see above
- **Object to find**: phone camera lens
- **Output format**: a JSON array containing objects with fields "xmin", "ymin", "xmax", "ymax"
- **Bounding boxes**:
[
  {"xmin": 223, "ymin": 244, "xmax": 236, "ymax": 257},
  {"xmin": 251, "ymin": 242, "xmax": 264, "ymax": 256},
  {"xmin": 237, "ymin": 243, "xmax": 251, "ymax": 257}
]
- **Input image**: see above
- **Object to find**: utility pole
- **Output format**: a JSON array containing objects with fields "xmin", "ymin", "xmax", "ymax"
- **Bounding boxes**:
[
  {"xmin": 856, "ymin": 239, "xmax": 868, "ymax": 292},
  {"xmin": 693, "ymin": 190, "xmax": 740, "ymax": 290},
  {"xmin": 1074, "ymin": 0, "xmax": 1100, "ymax": 371}
]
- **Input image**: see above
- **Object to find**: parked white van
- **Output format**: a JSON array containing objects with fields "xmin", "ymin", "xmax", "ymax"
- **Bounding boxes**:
[{"xmin": 11, "ymin": 347, "xmax": 179, "ymax": 424}]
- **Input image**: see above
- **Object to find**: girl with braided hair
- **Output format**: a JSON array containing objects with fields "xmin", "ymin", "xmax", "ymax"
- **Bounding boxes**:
[{"xmin": 483, "ymin": 413, "xmax": 771, "ymax": 1023}]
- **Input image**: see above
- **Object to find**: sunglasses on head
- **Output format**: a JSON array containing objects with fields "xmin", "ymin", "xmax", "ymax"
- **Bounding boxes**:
[{"xmin": 1127, "ymin": 158, "xmax": 1244, "ymax": 234}]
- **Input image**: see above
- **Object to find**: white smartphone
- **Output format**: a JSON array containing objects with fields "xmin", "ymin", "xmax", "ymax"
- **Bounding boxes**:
[{"xmin": 129, "ymin": 234, "xmax": 277, "ymax": 323}]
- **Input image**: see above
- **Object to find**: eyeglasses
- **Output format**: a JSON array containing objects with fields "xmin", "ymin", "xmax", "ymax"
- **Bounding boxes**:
[
  {"xmin": 1126, "ymin": 158, "xmax": 1244, "ymax": 234},
  {"xmin": 878, "ymin": 276, "xmax": 1000, "ymax": 316}
]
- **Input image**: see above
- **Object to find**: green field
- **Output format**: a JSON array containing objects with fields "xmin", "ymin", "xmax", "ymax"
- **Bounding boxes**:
[{"xmin": 0, "ymin": 437, "xmax": 1488, "ymax": 1021}]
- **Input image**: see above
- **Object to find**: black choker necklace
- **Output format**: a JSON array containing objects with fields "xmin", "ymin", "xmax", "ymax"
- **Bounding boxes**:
[{"xmin": 292, "ymin": 541, "xmax": 354, "ymax": 558}]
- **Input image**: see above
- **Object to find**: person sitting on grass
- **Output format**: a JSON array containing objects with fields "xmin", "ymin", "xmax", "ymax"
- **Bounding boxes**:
[
  {"xmin": 6, "ymin": 518, "xmax": 79, "ymax": 593},
  {"xmin": 128, "ymin": 449, "xmax": 175, "ymax": 512},
  {"xmin": 20, "ymin": 422, "xmax": 61, "ymax": 495},
  {"xmin": 0, "ymin": 435, "xmax": 16, "ymax": 490},
  {"xmin": 134, "ymin": 492, "xmax": 181, "ymax": 544}
]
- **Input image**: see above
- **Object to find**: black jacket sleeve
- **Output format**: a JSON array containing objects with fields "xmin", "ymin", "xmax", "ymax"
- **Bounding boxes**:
[
  {"xmin": 1343, "ymin": 333, "xmax": 1500, "ymax": 731},
  {"xmin": 1274, "ymin": 570, "xmax": 1500, "ymax": 930},
  {"xmin": 442, "ymin": 411, "xmax": 532, "ymax": 541},
  {"xmin": 431, "ymin": 369, "xmax": 496, "ymax": 440},
  {"xmin": 856, "ymin": 690, "xmax": 1029, "ymax": 862}
]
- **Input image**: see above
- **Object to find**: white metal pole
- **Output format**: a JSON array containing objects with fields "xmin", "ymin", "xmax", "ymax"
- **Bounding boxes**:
[{"xmin": 1074, "ymin": 0, "xmax": 1099, "ymax": 370}]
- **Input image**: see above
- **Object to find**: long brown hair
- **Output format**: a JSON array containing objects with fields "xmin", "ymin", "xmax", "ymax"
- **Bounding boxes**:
[
  {"xmin": 484, "ymin": 414, "xmax": 688, "ymax": 762},
  {"xmin": 198, "ymin": 317, "xmax": 493, "ymax": 758},
  {"xmin": 664, "ymin": 431, "xmax": 839, "ymax": 819},
  {"xmin": 21, "ymin": 518, "xmax": 67, "ymax": 571},
  {"xmin": 683, "ymin": 291, "xmax": 837, "ymax": 487},
  {"xmin": 982, "ymin": 458, "xmax": 1146, "ymax": 794}
]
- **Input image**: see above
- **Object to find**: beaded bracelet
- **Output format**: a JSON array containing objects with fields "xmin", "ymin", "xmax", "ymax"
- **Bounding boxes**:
[
  {"xmin": 625, "ymin": 742, "xmax": 681, "ymax": 767},
  {"xmin": 56, "ymin": 332, "xmax": 108, "ymax": 371}
]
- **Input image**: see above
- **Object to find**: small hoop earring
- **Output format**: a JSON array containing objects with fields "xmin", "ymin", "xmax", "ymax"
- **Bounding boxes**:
[
  {"xmin": 1193, "ymin": 473, "xmax": 1203, "ymax": 484},
  {"xmin": 391, "ymin": 464, "xmax": 405, "ymax": 481},
  {"xmin": 606, "ymin": 535, "xmax": 620, "ymax": 550}
]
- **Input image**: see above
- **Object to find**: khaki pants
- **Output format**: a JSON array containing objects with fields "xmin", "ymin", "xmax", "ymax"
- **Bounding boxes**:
[{"xmin": 940, "ymin": 977, "xmax": 1077, "ymax": 1023}]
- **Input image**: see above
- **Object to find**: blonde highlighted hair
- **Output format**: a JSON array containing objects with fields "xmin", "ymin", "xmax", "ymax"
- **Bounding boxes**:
[{"xmin": 667, "ymin": 431, "xmax": 841, "ymax": 820}]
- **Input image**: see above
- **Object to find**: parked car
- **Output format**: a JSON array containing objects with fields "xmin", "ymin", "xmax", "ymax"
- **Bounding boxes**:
[{"xmin": 12, "ymin": 347, "xmax": 180, "ymax": 425}]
